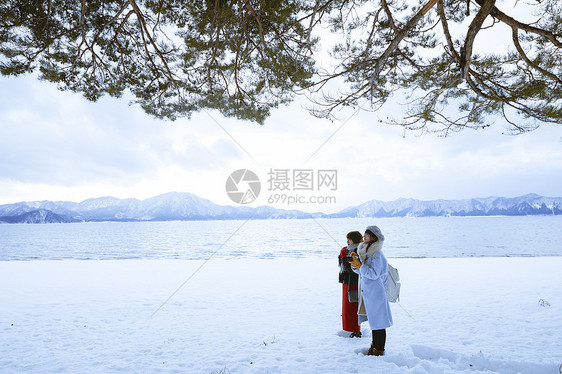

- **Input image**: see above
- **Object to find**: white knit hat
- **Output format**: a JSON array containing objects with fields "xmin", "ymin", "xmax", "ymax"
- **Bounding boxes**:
[{"xmin": 365, "ymin": 225, "xmax": 385, "ymax": 242}]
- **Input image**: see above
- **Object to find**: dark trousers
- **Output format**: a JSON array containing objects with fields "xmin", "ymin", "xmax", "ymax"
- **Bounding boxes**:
[{"xmin": 371, "ymin": 329, "xmax": 386, "ymax": 350}]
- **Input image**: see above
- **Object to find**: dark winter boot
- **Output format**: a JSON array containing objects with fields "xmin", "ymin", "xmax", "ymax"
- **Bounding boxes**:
[
  {"xmin": 349, "ymin": 331, "xmax": 362, "ymax": 338},
  {"xmin": 367, "ymin": 344, "xmax": 385, "ymax": 356}
]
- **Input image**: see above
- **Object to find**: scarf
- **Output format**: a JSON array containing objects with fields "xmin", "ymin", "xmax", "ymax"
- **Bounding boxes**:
[{"xmin": 357, "ymin": 240, "xmax": 383, "ymax": 263}]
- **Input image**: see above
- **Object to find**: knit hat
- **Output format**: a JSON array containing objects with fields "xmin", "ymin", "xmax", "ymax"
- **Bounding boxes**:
[{"xmin": 365, "ymin": 225, "xmax": 385, "ymax": 242}]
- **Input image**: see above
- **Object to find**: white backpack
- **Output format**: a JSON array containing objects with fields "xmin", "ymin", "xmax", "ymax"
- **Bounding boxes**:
[{"xmin": 386, "ymin": 263, "xmax": 401, "ymax": 303}]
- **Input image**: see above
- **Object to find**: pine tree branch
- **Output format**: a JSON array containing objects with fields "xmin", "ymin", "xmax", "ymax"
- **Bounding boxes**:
[
  {"xmin": 460, "ymin": 0, "xmax": 495, "ymax": 80},
  {"xmin": 473, "ymin": 0, "xmax": 562, "ymax": 48},
  {"xmin": 511, "ymin": 27, "xmax": 562, "ymax": 83},
  {"xmin": 373, "ymin": 0, "xmax": 439, "ymax": 79},
  {"xmin": 437, "ymin": 0, "xmax": 459, "ymax": 62}
]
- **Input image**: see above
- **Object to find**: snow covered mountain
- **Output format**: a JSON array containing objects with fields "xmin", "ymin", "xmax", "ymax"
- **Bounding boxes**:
[
  {"xmin": 0, "ymin": 193, "xmax": 560, "ymax": 223},
  {"xmin": 0, "ymin": 192, "xmax": 320, "ymax": 223},
  {"xmin": 329, "ymin": 193, "xmax": 562, "ymax": 218},
  {"xmin": 0, "ymin": 209, "xmax": 79, "ymax": 223}
]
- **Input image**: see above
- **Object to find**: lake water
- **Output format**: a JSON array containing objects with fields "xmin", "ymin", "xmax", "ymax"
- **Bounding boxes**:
[{"xmin": 0, "ymin": 216, "xmax": 561, "ymax": 261}]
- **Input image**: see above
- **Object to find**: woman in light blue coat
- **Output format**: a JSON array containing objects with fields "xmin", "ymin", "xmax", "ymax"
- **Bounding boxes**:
[{"xmin": 350, "ymin": 225, "xmax": 393, "ymax": 356}]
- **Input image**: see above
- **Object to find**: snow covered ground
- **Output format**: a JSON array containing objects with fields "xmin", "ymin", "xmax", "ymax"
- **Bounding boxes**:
[{"xmin": 1, "ymin": 257, "xmax": 561, "ymax": 373}]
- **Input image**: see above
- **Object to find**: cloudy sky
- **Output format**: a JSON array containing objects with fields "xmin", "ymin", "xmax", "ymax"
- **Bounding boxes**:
[{"xmin": 1, "ymin": 70, "xmax": 561, "ymax": 213}]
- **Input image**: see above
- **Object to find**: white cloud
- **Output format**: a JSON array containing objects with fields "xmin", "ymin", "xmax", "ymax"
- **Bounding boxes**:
[{"xmin": 0, "ymin": 76, "xmax": 244, "ymax": 196}]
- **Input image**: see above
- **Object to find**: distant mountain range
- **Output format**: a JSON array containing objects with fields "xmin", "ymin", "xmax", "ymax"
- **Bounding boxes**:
[
  {"xmin": 0, "ymin": 192, "xmax": 560, "ymax": 223},
  {"xmin": 326, "ymin": 193, "xmax": 562, "ymax": 218},
  {"xmin": 0, "ymin": 192, "xmax": 320, "ymax": 223}
]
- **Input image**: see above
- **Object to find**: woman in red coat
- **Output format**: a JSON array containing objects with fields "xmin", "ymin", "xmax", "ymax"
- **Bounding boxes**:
[{"xmin": 338, "ymin": 231, "xmax": 363, "ymax": 337}]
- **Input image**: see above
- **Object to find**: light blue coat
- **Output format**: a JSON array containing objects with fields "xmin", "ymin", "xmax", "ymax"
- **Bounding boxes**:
[{"xmin": 353, "ymin": 242, "xmax": 393, "ymax": 330}]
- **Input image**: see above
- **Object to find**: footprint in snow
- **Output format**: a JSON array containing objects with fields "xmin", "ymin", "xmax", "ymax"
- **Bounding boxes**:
[{"xmin": 407, "ymin": 345, "xmax": 558, "ymax": 374}]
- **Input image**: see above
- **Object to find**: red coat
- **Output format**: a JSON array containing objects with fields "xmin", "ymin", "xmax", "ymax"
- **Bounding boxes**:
[{"xmin": 339, "ymin": 247, "xmax": 360, "ymax": 333}]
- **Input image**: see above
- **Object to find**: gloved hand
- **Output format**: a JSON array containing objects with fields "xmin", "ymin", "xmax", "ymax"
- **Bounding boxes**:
[{"xmin": 349, "ymin": 252, "xmax": 362, "ymax": 268}]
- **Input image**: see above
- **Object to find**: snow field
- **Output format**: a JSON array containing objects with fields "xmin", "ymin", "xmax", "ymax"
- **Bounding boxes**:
[{"xmin": 1, "ymin": 258, "xmax": 561, "ymax": 373}]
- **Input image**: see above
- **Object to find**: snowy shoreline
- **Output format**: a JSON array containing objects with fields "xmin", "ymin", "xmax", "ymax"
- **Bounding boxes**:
[{"xmin": 2, "ymin": 258, "xmax": 561, "ymax": 373}]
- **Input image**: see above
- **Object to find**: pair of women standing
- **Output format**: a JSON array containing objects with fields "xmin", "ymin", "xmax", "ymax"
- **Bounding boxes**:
[{"xmin": 339, "ymin": 225, "xmax": 393, "ymax": 356}]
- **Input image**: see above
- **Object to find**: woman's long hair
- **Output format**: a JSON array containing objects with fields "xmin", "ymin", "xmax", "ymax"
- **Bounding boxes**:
[{"xmin": 364, "ymin": 230, "xmax": 379, "ymax": 251}]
